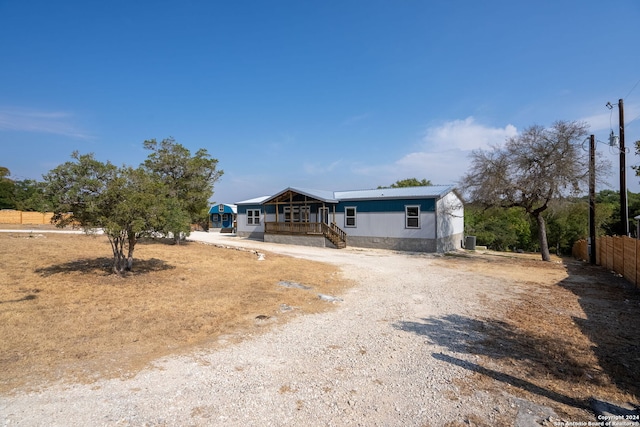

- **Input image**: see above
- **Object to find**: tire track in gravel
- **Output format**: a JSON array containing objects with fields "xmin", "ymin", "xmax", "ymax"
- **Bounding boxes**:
[{"xmin": 1, "ymin": 233, "xmax": 543, "ymax": 426}]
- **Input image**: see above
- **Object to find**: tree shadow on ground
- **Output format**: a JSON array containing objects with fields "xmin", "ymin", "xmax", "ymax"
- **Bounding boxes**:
[
  {"xmin": 136, "ymin": 237, "xmax": 197, "ymax": 246},
  {"xmin": 35, "ymin": 257, "xmax": 175, "ymax": 277},
  {"xmin": 560, "ymin": 261, "xmax": 640, "ymax": 401},
  {"xmin": 394, "ymin": 259, "xmax": 640, "ymax": 415},
  {"xmin": 0, "ymin": 294, "xmax": 38, "ymax": 304},
  {"xmin": 394, "ymin": 314, "xmax": 591, "ymax": 411}
]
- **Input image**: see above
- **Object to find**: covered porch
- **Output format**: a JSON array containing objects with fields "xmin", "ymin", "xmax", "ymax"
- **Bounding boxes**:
[{"xmin": 262, "ymin": 188, "xmax": 347, "ymax": 248}]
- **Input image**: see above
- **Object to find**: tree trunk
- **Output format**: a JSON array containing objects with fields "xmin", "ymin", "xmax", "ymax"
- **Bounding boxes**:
[
  {"xmin": 126, "ymin": 233, "xmax": 136, "ymax": 271},
  {"xmin": 173, "ymin": 230, "xmax": 182, "ymax": 245},
  {"xmin": 108, "ymin": 234, "xmax": 127, "ymax": 274},
  {"xmin": 535, "ymin": 213, "xmax": 551, "ymax": 261}
]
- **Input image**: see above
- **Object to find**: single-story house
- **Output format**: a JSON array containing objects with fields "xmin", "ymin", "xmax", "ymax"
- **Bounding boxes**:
[
  {"xmin": 235, "ymin": 186, "xmax": 464, "ymax": 252},
  {"xmin": 209, "ymin": 203, "xmax": 237, "ymax": 232}
]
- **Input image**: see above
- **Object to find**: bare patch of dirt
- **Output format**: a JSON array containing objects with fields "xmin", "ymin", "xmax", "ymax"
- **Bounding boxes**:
[
  {"xmin": 432, "ymin": 249, "xmax": 640, "ymax": 419},
  {"xmin": 0, "ymin": 232, "xmax": 353, "ymax": 394}
]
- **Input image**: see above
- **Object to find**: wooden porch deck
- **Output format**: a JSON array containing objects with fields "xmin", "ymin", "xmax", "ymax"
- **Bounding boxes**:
[
  {"xmin": 265, "ymin": 222, "xmax": 324, "ymax": 234},
  {"xmin": 264, "ymin": 222, "xmax": 347, "ymax": 248}
]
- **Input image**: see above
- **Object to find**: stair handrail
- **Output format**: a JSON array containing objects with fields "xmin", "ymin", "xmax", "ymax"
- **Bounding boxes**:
[{"xmin": 321, "ymin": 222, "xmax": 347, "ymax": 246}]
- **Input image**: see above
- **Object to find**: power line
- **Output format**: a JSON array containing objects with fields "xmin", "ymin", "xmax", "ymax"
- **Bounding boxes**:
[
  {"xmin": 626, "ymin": 111, "xmax": 640, "ymax": 128},
  {"xmin": 624, "ymin": 77, "xmax": 640, "ymax": 100}
]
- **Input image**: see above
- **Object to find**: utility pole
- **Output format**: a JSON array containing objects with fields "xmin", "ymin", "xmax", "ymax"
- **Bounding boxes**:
[
  {"xmin": 589, "ymin": 134, "xmax": 596, "ymax": 264},
  {"xmin": 619, "ymin": 98, "xmax": 629, "ymax": 236}
]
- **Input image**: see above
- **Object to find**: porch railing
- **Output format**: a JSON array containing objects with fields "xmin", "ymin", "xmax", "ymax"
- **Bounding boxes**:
[
  {"xmin": 264, "ymin": 221, "xmax": 347, "ymax": 248},
  {"xmin": 264, "ymin": 222, "xmax": 324, "ymax": 234},
  {"xmin": 322, "ymin": 222, "xmax": 347, "ymax": 248}
]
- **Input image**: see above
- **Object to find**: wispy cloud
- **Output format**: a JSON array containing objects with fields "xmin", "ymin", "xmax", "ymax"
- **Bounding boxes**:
[
  {"xmin": 581, "ymin": 102, "xmax": 640, "ymax": 134},
  {"xmin": 0, "ymin": 107, "xmax": 92, "ymax": 139},
  {"xmin": 304, "ymin": 159, "xmax": 343, "ymax": 175},
  {"xmin": 421, "ymin": 116, "xmax": 517, "ymax": 152},
  {"xmin": 353, "ymin": 117, "xmax": 518, "ymax": 185},
  {"xmin": 342, "ymin": 113, "xmax": 371, "ymax": 126}
]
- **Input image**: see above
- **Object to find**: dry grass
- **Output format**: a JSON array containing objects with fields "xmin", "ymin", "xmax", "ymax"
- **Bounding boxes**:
[
  {"xmin": 0, "ymin": 231, "xmax": 352, "ymax": 394},
  {"xmin": 434, "ymin": 250, "xmax": 640, "ymax": 419}
]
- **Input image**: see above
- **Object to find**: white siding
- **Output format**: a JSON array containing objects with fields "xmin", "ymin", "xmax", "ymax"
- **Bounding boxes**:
[
  {"xmin": 436, "ymin": 192, "xmax": 464, "ymax": 238},
  {"xmin": 236, "ymin": 212, "xmax": 265, "ymax": 234},
  {"xmin": 334, "ymin": 212, "xmax": 436, "ymax": 239}
]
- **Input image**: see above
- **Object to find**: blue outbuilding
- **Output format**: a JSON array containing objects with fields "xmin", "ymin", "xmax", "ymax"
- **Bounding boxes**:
[{"xmin": 209, "ymin": 204, "xmax": 237, "ymax": 233}]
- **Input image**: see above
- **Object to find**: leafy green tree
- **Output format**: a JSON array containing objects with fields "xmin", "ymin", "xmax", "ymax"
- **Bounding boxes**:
[
  {"xmin": 631, "ymin": 139, "xmax": 640, "ymax": 177},
  {"xmin": 628, "ymin": 191, "xmax": 640, "ymax": 237},
  {"xmin": 467, "ymin": 191, "xmax": 617, "ymax": 255},
  {"xmin": 0, "ymin": 167, "xmax": 15, "ymax": 209},
  {"xmin": 44, "ymin": 139, "xmax": 224, "ymax": 274},
  {"xmin": 460, "ymin": 121, "xmax": 602, "ymax": 261},
  {"xmin": 0, "ymin": 169, "xmax": 51, "ymax": 211},
  {"xmin": 595, "ymin": 189, "xmax": 619, "ymax": 235},
  {"xmin": 465, "ymin": 204, "xmax": 532, "ymax": 251},
  {"xmin": 378, "ymin": 178, "xmax": 432, "ymax": 189},
  {"xmin": 142, "ymin": 138, "xmax": 223, "ymax": 242},
  {"xmin": 544, "ymin": 199, "xmax": 588, "ymax": 255},
  {"xmin": 596, "ymin": 189, "xmax": 640, "ymax": 237},
  {"xmin": 44, "ymin": 152, "xmax": 173, "ymax": 274},
  {"xmin": 13, "ymin": 179, "xmax": 49, "ymax": 212}
]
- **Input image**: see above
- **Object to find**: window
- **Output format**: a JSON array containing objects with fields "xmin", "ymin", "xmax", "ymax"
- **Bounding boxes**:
[
  {"xmin": 247, "ymin": 209, "xmax": 261, "ymax": 225},
  {"xmin": 222, "ymin": 214, "xmax": 229, "ymax": 222},
  {"xmin": 218, "ymin": 204, "xmax": 225, "ymax": 213},
  {"xmin": 345, "ymin": 207, "xmax": 357, "ymax": 227},
  {"xmin": 406, "ymin": 205, "xmax": 420, "ymax": 228},
  {"xmin": 284, "ymin": 206, "xmax": 310, "ymax": 222}
]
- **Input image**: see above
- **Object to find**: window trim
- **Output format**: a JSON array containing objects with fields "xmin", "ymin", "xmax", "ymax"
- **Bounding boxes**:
[
  {"xmin": 344, "ymin": 206, "xmax": 357, "ymax": 228},
  {"xmin": 246, "ymin": 209, "xmax": 261, "ymax": 225},
  {"xmin": 405, "ymin": 205, "xmax": 420, "ymax": 229},
  {"xmin": 283, "ymin": 206, "xmax": 310, "ymax": 222}
]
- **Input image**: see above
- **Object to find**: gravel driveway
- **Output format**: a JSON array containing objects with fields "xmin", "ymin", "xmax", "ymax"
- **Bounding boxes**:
[{"xmin": 1, "ymin": 232, "xmax": 557, "ymax": 426}]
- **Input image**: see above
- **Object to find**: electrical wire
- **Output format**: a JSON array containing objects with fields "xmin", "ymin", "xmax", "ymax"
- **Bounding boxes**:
[
  {"xmin": 626, "ymin": 111, "xmax": 640, "ymax": 128},
  {"xmin": 609, "ymin": 107, "xmax": 615, "ymax": 133},
  {"xmin": 624, "ymin": 77, "xmax": 640, "ymax": 101}
]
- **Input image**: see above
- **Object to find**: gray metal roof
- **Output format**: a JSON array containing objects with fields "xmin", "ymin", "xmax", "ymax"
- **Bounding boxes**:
[
  {"xmin": 334, "ymin": 185, "xmax": 455, "ymax": 200},
  {"xmin": 255, "ymin": 187, "xmax": 339, "ymax": 204},
  {"xmin": 235, "ymin": 195, "xmax": 271, "ymax": 205},
  {"xmin": 287, "ymin": 187, "xmax": 339, "ymax": 203},
  {"xmin": 236, "ymin": 185, "xmax": 456, "ymax": 205}
]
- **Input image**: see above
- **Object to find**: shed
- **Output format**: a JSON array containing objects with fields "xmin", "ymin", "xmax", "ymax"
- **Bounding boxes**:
[{"xmin": 209, "ymin": 204, "xmax": 237, "ymax": 232}]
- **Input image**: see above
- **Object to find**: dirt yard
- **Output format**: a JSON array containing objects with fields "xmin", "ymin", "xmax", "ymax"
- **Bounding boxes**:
[
  {"xmin": 1, "ymin": 229, "xmax": 639, "ymax": 426},
  {"xmin": 0, "ymin": 231, "xmax": 351, "ymax": 393},
  {"xmin": 430, "ymin": 251, "xmax": 640, "ymax": 421}
]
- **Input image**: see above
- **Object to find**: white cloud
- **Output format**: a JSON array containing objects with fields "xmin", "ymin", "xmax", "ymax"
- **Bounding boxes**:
[
  {"xmin": 0, "ymin": 107, "xmax": 92, "ymax": 139},
  {"xmin": 422, "ymin": 116, "xmax": 517, "ymax": 151},
  {"xmin": 353, "ymin": 117, "xmax": 518, "ymax": 186},
  {"xmin": 303, "ymin": 159, "xmax": 343, "ymax": 175},
  {"xmin": 342, "ymin": 113, "xmax": 370, "ymax": 126}
]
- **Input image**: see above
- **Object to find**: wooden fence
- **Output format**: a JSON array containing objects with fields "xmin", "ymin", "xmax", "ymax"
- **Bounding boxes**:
[
  {"xmin": 572, "ymin": 236, "xmax": 640, "ymax": 288},
  {"xmin": 0, "ymin": 210, "xmax": 54, "ymax": 225}
]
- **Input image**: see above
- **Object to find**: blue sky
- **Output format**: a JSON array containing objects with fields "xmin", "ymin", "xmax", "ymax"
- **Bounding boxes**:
[{"xmin": 1, "ymin": 1, "xmax": 640, "ymax": 204}]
